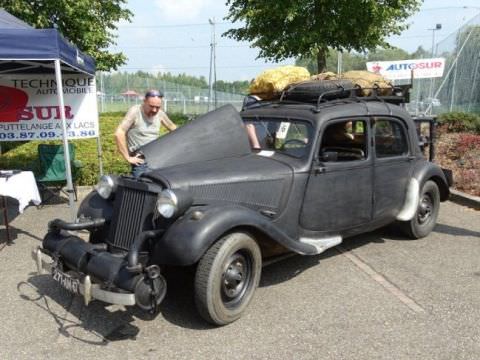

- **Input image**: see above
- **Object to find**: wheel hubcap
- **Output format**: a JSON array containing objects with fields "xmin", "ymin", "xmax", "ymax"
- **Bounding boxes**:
[
  {"xmin": 221, "ymin": 252, "xmax": 251, "ymax": 305},
  {"xmin": 417, "ymin": 193, "xmax": 433, "ymax": 224}
]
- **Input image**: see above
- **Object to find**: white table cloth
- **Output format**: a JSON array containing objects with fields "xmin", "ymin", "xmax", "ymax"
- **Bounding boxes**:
[{"xmin": 0, "ymin": 171, "xmax": 41, "ymax": 212}]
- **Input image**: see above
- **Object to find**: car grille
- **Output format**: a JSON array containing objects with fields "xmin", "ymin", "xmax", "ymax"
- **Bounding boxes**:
[{"xmin": 108, "ymin": 185, "xmax": 156, "ymax": 251}]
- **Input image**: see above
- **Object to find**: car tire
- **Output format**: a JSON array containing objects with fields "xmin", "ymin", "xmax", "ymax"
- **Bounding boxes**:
[
  {"xmin": 194, "ymin": 232, "xmax": 262, "ymax": 325},
  {"xmin": 400, "ymin": 180, "xmax": 440, "ymax": 239}
]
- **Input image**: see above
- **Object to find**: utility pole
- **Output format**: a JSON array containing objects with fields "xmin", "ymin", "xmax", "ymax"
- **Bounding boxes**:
[
  {"xmin": 99, "ymin": 71, "xmax": 105, "ymax": 113},
  {"xmin": 208, "ymin": 18, "xmax": 217, "ymax": 111},
  {"xmin": 428, "ymin": 23, "xmax": 441, "ymax": 107},
  {"xmin": 337, "ymin": 51, "xmax": 343, "ymax": 75}
]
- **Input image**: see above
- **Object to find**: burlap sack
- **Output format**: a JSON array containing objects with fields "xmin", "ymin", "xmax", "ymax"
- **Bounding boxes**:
[
  {"xmin": 310, "ymin": 72, "xmax": 338, "ymax": 81},
  {"xmin": 340, "ymin": 71, "xmax": 392, "ymax": 96},
  {"xmin": 249, "ymin": 66, "xmax": 310, "ymax": 99},
  {"xmin": 309, "ymin": 70, "xmax": 392, "ymax": 96}
]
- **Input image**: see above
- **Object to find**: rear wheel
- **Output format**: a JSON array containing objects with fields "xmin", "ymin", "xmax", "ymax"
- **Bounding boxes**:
[
  {"xmin": 399, "ymin": 180, "xmax": 440, "ymax": 239},
  {"xmin": 194, "ymin": 232, "xmax": 262, "ymax": 325}
]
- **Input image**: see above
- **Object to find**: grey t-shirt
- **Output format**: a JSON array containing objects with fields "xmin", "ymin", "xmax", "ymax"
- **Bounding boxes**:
[{"xmin": 120, "ymin": 104, "xmax": 175, "ymax": 152}]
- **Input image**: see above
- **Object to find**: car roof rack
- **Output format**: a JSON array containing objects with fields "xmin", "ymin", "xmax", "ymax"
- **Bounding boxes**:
[
  {"xmin": 242, "ymin": 82, "xmax": 412, "ymax": 112},
  {"xmin": 277, "ymin": 80, "xmax": 411, "ymax": 108}
]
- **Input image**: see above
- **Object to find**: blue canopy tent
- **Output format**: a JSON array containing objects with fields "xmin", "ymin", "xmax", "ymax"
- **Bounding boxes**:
[{"xmin": 0, "ymin": 9, "xmax": 99, "ymax": 218}]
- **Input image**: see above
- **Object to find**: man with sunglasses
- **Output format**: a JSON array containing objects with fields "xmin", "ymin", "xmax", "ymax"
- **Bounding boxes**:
[{"xmin": 115, "ymin": 90, "xmax": 177, "ymax": 177}]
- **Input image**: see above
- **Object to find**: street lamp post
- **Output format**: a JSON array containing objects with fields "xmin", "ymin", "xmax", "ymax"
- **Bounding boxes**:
[
  {"xmin": 208, "ymin": 18, "xmax": 217, "ymax": 111},
  {"xmin": 428, "ymin": 23, "xmax": 441, "ymax": 106}
]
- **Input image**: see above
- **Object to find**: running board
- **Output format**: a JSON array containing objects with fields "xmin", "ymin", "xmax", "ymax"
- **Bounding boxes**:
[{"xmin": 299, "ymin": 236, "xmax": 342, "ymax": 255}]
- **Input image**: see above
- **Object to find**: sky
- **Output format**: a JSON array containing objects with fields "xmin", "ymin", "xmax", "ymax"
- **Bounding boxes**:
[{"xmin": 112, "ymin": 0, "xmax": 480, "ymax": 81}]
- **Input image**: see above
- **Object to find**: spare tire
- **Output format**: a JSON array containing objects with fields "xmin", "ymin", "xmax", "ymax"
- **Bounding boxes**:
[{"xmin": 282, "ymin": 79, "xmax": 355, "ymax": 103}]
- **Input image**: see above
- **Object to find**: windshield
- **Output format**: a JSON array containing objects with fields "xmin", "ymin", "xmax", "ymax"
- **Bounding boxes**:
[{"xmin": 243, "ymin": 117, "xmax": 312, "ymax": 158}]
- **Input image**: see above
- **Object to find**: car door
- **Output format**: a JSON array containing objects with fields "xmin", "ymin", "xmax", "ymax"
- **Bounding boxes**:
[
  {"xmin": 372, "ymin": 117, "xmax": 414, "ymax": 220},
  {"xmin": 300, "ymin": 118, "xmax": 373, "ymax": 232}
]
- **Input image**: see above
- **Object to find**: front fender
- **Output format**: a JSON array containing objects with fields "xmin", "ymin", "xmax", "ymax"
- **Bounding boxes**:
[
  {"xmin": 151, "ymin": 204, "xmax": 317, "ymax": 266},
  {"xmin": 77, "ymin": 191, "xmax": 114, "ymax": 221}
]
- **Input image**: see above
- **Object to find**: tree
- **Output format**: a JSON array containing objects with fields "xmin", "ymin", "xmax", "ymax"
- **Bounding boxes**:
[
  {"xmin": 366, "ymin": 47, "xmax": 410, "ymax": 62},
  {"xmin": 297, "ymin": 46, "xmax": 410, "ymax": 73},
  {"xmin": 410, "ymin": 46, "xmax": 430, "ymax": 59},
  {"xmin": 224, "ymin": 0, "xmax": 420, "ymax": 73},
  {"xmin": 297, "ymin": 49, "xmax": 366, "ymax": 73},
  {"xmin": 0, "ymin": 0, "xmax": 132, "ymax": 71}
]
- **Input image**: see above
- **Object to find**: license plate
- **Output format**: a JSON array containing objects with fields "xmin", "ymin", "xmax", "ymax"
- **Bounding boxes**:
[{"xmin": 52, "ymin": 266, "xmax": 80, "ymax": 295}]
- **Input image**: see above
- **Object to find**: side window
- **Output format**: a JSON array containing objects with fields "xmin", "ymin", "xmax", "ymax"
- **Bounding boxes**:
[
  {"xmin": 374, "ymin": 118, "xmax": 408, "ymax": 158},
  {"xmin": 320, "ymin": 119, "xmax": 367, "ymax": 162},
  {"xmin": 243, "ymin": 118, "xmax": 312, "ymax": 158}
]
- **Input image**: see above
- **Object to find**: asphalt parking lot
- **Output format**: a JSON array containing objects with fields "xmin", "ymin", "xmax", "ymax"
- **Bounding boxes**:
[{"xmin": 0, "ymin": 197, "xmax": 479, "ymax": 360}]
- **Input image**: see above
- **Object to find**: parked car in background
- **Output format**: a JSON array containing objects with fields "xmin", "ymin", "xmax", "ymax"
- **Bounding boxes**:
[{"xmin": 426, "ymin": 97, "xmax": 441, "ymax": 107}]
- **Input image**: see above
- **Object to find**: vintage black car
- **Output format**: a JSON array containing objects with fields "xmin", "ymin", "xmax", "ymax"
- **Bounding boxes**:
[{"xmin": 33, "ymin": 83, "xmax": 451, "ymax": 325}]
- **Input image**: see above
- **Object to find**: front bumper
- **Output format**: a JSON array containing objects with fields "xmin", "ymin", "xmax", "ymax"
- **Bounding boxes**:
[
  {"xmin": 33, "ymin": 217, "xmax": 167, "ymax": 311},
  {"xmin": 32, "ymin": 247, "xmax": 136, "ymax": 306}
]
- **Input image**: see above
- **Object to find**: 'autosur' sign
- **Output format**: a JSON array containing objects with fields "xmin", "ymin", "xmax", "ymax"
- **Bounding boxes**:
[
  {"xmin": 0, "ymin": 74, "xmax": 99, "ymax": 142},
  {"xmin": 366, "ymin": 58, "xmax": 446, "ymax": 80}
]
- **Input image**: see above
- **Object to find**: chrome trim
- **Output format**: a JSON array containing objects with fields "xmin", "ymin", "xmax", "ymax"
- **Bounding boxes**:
[
  {"xmin": 84, "ymin": 275, "xmax": 92, "ymax": 306},
  {"xmin": 299, "ymin": 236, "xmax": 342, "ymax": 254},
  {"xmin": 31, "ymin": 247, "xmax": 136, "ymax": 306},
  {"xmin": 156, "ymin": 189, "xmax": 178, "ymax": 218},
  {"xmin": 95, "ymin": 175, "xmax": 115, "ymax": 199},
  {"xmin": 396, "ymin": 178, "xmax": 420, "ymax": 221}
]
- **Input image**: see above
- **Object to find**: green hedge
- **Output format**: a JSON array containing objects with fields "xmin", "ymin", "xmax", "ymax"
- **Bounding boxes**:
[
  {"xmin": 0, "ymin": 112, "xmax": 189, "ymax": 186},
  {"xmin": 437, "ymin": 112, "xmax": 480, "ymax": 134}
]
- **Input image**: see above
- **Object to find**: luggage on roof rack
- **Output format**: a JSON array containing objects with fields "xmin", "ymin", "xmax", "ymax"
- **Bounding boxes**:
[
  {"xmin": 244, "ymin": 68, "xmax": 412, "ymax": 108},
  {"xmin": 281, "ymin": 79, "xmax": 356, "ymax": 102},
  {"xmin": 278, "ymin": 80, "xmax": 411, "ymax": 106},
  {"xmin": 249, "ymin": 65, "xmax": 310, "ymax": 100}
]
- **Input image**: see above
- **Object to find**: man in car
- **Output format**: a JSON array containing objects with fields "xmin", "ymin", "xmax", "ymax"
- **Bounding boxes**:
[{"xmin": 115, "ymin": 90, "xmax": 177, "ymax": 177}]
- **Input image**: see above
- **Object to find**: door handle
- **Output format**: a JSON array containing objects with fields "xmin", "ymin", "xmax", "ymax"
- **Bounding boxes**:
[{"xmin": 313, "ymin": 166, "xmax": 326, "ymax": 175}]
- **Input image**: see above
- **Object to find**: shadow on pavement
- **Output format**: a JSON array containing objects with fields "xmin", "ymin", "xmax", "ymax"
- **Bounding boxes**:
[
  {"xmin": 20, "ymin": 267, "xmax": 214, "ymax": 339},
  {"xmin": 157, "ymin": 266, "xmax": 216, "ymax": 330},
  {"xmin": 434, "ymin": 223, "xmax": 480, "ymax": 238},
  {"xmin": 0, "ymin": 225, "xmax": 43, "ymax": 245},
  {"xmin": 18, "ymin": 274, "xmax": 145, "ymax": 345},
  {"xmin": 16, "ymin": 224, "xmax": 447, "ymax": 334}
]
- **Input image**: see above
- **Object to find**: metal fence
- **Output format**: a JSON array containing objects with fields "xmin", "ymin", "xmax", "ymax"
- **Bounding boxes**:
[
  {"xmin": 96, "ymin": 74, "xmax": 245, "ymax": 115},
  {"xmin": 409, "ymin": 13, "xmax": 480, "ymax": 115}
]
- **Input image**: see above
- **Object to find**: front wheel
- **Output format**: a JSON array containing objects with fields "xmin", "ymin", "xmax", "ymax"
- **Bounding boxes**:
[
  {"xmin": 194, "ymin": 232, "xmax": 262, "ymax": 325},
  {"xmin": 399, "ymin": 180, "xmax": 440, "ymax": 239}
]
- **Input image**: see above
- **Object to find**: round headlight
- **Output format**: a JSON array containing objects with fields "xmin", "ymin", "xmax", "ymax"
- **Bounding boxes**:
[
  {"xmin": 96, "ymin": 175, "xmax": 115, "ymax": 199},
  {"xmin": 156, "ymin": 189, "xmax": 178, "ymax": 218}
]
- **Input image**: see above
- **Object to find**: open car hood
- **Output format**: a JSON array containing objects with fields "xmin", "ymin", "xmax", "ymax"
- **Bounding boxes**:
[
  {"xmin": 144, "ymin": 153, "xmax": 293, "ymax": 189},
  {"xmin": 140, "ymin": 105, "xmax": 252, "ymax": 169}
]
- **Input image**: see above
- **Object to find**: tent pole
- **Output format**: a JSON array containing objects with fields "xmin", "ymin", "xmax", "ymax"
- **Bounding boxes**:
[
  {"xmin": 93, "ymin": 77, "xmax": 104, "ymax": 176},
  {"xmin": 96, "ymin": 136, "xmax": 104, "ymax": 176},
  {"xmin": 54, "ymin": 59, "xmax": 76, "ymax": 221}
]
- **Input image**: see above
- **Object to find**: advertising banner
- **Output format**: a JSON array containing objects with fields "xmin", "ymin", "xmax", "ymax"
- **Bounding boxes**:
[
  {"xmin": 0, "ymin": 74, "xmax": 98, "ymax": 141},
  {"xmin": 366, "ymin": 58, "xmax": 446, "ymax": 80}
]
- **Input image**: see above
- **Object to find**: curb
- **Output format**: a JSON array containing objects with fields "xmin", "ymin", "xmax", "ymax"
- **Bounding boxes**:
[{"xmin": 449, "ymin": 189, "xmax": 480, "ymax": 210}]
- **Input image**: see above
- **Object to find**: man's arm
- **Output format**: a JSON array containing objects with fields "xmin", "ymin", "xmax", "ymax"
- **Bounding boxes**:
[
  {"xmin": 114, "ymin": 109, "xmax": 144, "ymax": 165},
  {"xmin": 160, "ymin": 112, "xmax": 177, "ymax": 132},
  {"xmin": 245, "ymin": 123, "xmax": 261, "ymax": 149}
]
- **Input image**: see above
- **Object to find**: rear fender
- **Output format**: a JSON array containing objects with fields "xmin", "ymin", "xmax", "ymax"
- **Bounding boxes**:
[
  {"xmin": 151, "ymin": 204, "xmax": 316, "ymax": 266},
  {"xmin": 412, "ymin": 161, "xmax": 450, "ymax": 201},
  {"xmin": 396, "ymin": 161, "xmax": 450, "ymax": 221}
]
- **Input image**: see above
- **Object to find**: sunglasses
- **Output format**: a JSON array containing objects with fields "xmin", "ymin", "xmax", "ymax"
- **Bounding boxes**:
[{"xmin": 145, "ymin": 90, "xmax": 164, "ymax": 98}]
